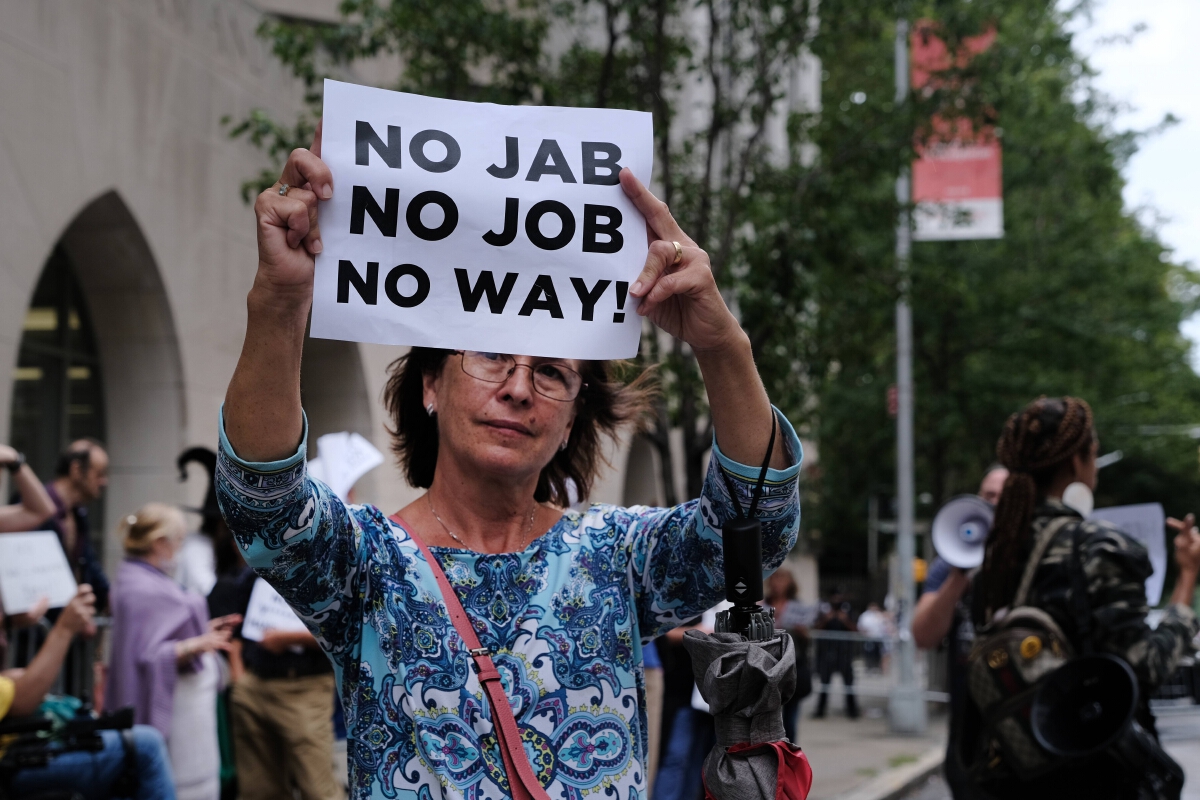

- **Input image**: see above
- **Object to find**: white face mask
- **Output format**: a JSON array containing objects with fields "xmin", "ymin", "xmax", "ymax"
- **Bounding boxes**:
[{"xmin": 1062, "ymin": 481, "xmax": 1094, "ymax": 517}]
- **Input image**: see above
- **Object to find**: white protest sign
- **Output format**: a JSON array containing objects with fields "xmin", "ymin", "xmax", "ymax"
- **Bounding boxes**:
[
  {"xmin": 0, "ymin": 531, "xmax": 78, "ymax": 614},
  {"xmin": 241, "ymin": 578, "xmax": 308, "ymax": 642},
  {"xmin": 310, "ymin": 431, "xmax": 384, "ymax": 502},
  {"xmin": 311, "ymin": 79, "xmax": 654, "ymax": 359},
  {"xmin": 1089, "ymin": 503, "xmax": 1167, "ymax": 605}
]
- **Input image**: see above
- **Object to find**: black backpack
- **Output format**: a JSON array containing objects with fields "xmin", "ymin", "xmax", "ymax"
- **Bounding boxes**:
[{"xmin": 964, "ymin": 516, "xmax": 1184, "ymax": 798}]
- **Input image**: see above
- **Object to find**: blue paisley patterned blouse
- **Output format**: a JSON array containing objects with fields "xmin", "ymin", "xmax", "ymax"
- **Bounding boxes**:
[{"xmin": 215, "ymin": 408, "xmax": 802, "ymax": 800}]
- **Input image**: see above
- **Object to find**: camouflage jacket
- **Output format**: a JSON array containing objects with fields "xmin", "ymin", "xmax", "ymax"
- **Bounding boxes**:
[{"xmin": 1010, "ymin": 500, "xmax": 1198, "ymax": 691}]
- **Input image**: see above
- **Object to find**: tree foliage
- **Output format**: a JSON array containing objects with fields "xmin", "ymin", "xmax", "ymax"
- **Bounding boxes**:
[{"xmin": 757, "ymin": 0, "xmax": 1200, "ymax": 576}]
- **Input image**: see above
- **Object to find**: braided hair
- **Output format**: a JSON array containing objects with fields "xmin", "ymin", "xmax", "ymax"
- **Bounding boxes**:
[{"xmin": 976, "ymin": 396, "xmax": 1095, "ymax": 622}]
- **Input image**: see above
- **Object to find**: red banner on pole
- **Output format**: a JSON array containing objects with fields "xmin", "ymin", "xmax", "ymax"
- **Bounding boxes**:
[{"xmin": 911, "ymin": 23, "xmax": 1003, "ymax": 241}]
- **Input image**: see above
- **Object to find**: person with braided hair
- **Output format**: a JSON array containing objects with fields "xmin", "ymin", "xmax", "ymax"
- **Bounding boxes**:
[{"xmin": 963, "ymin": 396, "xmax": 1200, "ymax": 799}]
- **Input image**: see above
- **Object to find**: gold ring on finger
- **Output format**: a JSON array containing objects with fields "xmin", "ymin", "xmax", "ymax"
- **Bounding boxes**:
[
  {"xmin": 671, "ymin": 240, "xmax": 683, "ymax": 265},
  {"xmin": 279, "ymin": 183, "xmax": 290, "ymax": 196}
]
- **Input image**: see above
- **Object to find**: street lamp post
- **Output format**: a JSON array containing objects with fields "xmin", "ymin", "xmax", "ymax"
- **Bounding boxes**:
[{"xmin": 888, "ymin": 16, "xmax": 927, "ymax": 735}]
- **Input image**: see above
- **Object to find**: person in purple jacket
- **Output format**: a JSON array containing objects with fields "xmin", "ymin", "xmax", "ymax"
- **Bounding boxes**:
[{"xmin": 106, "ymin": 503, "xmax": 240, "ymax": 800}]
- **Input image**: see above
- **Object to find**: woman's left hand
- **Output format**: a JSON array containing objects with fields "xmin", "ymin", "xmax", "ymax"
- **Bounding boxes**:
[
  {"xmin": 620, "ymin": 169, "xmax": 744, "ymax": 353},
  {"xmin": 209, "ymin": 614, "xmax": 242, "ymax": 634}
]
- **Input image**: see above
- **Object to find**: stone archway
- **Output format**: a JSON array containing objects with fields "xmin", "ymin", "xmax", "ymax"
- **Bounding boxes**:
[{"xmin": 36, "ymin": 191, "xmax": 186, "ymax": 573}]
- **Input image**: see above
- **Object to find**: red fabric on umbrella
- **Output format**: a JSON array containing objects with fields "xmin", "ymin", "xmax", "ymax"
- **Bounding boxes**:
[{"xmin": 705, "ymin": 742, "xmax": 813, "ymax": 800}]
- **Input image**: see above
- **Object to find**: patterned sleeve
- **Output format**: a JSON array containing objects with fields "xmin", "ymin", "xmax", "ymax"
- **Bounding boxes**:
[
  {"xmin": 623, "ymin": 408, "xmax": 802, "ymax": 639},
  {"xmin": 214, "ymin": 407, "xmax": 365, "ymax": 667},
  {"xmin": 1084, "ymin": 525, "xmax": 1200, "ymax": 688}
]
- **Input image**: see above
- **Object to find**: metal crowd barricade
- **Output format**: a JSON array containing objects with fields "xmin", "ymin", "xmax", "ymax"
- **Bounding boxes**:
[
  {"xmin": 3, "ymin": 616, "xmax": 110, "ymax": 703},
  {"xmin": 802, "ymin": 629, "xmax": 949, "ymax": 703}
]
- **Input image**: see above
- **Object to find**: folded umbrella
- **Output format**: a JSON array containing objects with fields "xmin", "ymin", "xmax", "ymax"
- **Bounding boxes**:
[
  {"xmin": 684, "ymin": 630, "xmax": 813, "ymax": 800},
  {"xmin": 687, "ymin": 412, "xmax": 812, "ymax": 800}
]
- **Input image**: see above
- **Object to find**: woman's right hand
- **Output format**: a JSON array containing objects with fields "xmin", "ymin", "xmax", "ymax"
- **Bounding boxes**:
[
  {"xmin": 177, "ymin": 628, "xmax": 234, "ymax": 661},
  {"xmin": 253, "ymin": 122, "xmax": 332, "ymax": 297}
]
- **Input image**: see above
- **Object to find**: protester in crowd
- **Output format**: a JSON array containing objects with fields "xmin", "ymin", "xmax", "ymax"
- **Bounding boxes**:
[
  {"xmin": 855, "ymin": 602, "xmax": 892, "ymax": 672},
  {"xmin": 0, "ymin": 443, "xmax": 56, "ymax": 659},
  {"xmin": 651, "ymin": 620, "xmax": 702, "ymax": 800},
  {"xmin": 912, "ymin": 464, "xmax": 1008, "ymax": 797},
  {"xmin": 223, "ymin": 568, "xmax": 342, "ymax": 800},
  {"xmin": 965, "ymin": 396, "xmax": 1200, "ymax": 799},
  {"xmin": 764, "ymin": 569, "xmax": 812, "ymax": 742},
  {"xmin": 1, "ymin": 584, "xmax": 177, "ymax": 800},
  {"xmin": 217, "ymin": 134, "xmax": 801, "ymax": 798},
  {"xmin": 176, "ymin": 447, "xmax": 222, "ymax": 596},
  {"xmin": 642, "ymin": 639, "xmax": 665, "ymax": 795},
  {"xmin": 44, "ymin": 439, "xmax": 111, "ymax": 610},
  {"xmin": 812, "ymin": 590, "xmax": 858, "ymax": 719},
  {"xmin": 0, "ymin": 444, "xmax": 55, "ymax": 532},
  {"xmin": 107, "ymin": 503, "xmax": 241, "ymax": 800},
  {"xmin": 194, "ymin": 453, "xmax": 255, "ymax": 800}
]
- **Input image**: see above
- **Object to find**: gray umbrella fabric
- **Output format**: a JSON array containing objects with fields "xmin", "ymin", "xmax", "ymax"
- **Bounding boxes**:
[{"xmin": 683, "ymin": 630, "xmax": 806, "ymax": 800}]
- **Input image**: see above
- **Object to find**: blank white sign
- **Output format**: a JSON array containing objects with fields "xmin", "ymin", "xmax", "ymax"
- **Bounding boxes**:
[
  {"xmin": 0, "ymin": 531, "xmax": 78, "ymax": 614},
  {"xmin": 241, "ymin": 578, "xmax": 308, "ymax": 642},
  {"xmin": 1089, "ymin": 503, "xmax": 1166, "ymax": 606}
]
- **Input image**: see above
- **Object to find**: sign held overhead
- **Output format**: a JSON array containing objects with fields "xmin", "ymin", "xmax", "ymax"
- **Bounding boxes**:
[{"xmin": 312, "ymin": 80, "xmax": 655, "ymax": 359}]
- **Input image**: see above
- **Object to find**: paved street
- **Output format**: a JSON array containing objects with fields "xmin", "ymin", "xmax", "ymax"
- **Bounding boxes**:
[{"xmin": 791, "ymin": 676, "xmax": 948, "ymax": 800}]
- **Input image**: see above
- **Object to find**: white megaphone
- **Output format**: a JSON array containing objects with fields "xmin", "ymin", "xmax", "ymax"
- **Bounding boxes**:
[{"xmin": 931, "ymin": 494, "xmax": 994, "ymax": 569}]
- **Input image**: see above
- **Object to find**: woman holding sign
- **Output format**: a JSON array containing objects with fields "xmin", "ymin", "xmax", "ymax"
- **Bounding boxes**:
[{"xmin": 217, "ymin": 128, "xmax": 802, "ymax": 800}]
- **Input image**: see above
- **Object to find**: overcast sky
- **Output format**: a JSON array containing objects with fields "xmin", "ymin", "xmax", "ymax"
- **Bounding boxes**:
[{"xmin": 1065, "ymin": 0, "xmax": 1200, "ymax": 362}]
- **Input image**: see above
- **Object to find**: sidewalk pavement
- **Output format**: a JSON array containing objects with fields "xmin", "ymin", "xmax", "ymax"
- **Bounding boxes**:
[{"xmin": 793, "ymin": 683, "xmax": 947, "ymax": 800}]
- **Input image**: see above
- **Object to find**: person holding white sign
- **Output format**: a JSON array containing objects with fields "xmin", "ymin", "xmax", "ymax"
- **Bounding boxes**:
[
  {"xmin": 218, "ymin": 115, "xmax": 801, "ymax": 800},
  {"xmin": 2, "ymin": 583, "xmax": 180, "ymax": 800}
]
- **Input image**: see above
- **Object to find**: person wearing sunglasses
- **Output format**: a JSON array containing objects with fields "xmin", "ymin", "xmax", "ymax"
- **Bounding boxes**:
[{"xmin": 216, "ymin": 126, "xmax": 802, "ymax": 800}]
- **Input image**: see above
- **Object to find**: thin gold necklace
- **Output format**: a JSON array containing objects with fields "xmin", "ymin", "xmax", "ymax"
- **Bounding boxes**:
[{"xmin": 427, "ymin": 494, "xmax": 537, "ymax": 551}]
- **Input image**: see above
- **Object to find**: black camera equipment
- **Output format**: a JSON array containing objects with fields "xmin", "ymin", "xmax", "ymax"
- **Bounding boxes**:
[
  {"xmin": 0, "ymin": 707, "xmax": 137, "ymax": 800},
  {"xmin": 714, "ymin": 412, "xmax": 777, "ymax": 641}
]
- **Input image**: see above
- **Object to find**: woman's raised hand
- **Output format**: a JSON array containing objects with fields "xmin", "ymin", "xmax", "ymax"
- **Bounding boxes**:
[
  {"xmin": 619, "ymin": 169, "xmax": 744, "ymax": 353},
  {"xmin": 253, "ymin": 121, "xmax": 332, "ymax": 296}
]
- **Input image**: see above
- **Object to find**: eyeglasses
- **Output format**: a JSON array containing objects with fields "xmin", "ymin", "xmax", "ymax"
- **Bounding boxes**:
[{"xmin": 456, "ymin": 351, "xmax": 585, "ymax": 402}]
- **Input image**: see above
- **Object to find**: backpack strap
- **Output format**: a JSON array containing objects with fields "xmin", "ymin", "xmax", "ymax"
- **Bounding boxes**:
[
  {"xmin": 1011, "ymin": 516, "xmax": 1074, "ymax": 610},
  {"xmin": 389, "ymin": 514, "xmax": 551, "ymax": 800}
]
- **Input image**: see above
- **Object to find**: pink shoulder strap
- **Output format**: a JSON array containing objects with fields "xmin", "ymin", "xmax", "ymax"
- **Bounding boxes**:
[{"xmin": 390, "ymin": 514, "xmax": 551, "ymax": 800}]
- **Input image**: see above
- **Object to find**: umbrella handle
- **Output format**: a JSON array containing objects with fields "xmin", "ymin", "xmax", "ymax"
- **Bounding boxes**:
[{"xmin": 716, "ymin": 412, "xmax": 778, "ymax": 640}]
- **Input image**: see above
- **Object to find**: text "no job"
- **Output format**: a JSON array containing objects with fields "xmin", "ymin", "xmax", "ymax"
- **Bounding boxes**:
[{"xmin": 349, "ymin": 122, "xmax": 626, "ymax": 253}]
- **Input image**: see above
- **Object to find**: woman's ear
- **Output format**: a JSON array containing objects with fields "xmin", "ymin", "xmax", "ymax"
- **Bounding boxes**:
[{"xmin": 422, "ymin": 367, "xmax": 442, "ymax": 413}]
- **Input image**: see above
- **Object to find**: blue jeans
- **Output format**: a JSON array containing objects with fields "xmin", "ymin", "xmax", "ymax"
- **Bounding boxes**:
[
  {"xmin": 9, "ymin": 725, "xmax": 176, "ymax": 800},
  {"xmin": 652, "ymin": 708, "xmax": 714, "ymax": 800}
]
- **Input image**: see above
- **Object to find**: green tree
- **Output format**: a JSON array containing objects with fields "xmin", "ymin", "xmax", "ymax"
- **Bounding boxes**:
[{"xmin": 739, "ymin": 0, "xmax": 1200, "ymax": 580}]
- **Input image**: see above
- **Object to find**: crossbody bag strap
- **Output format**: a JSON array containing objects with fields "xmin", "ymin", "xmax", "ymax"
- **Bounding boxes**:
[
  {"xmin": 1012, "ymin": 516, "xmax": 1074, "ymax": 609},
  {"xmin": 390, "ymin": 514, "xmax": 551, "ymax": 800}
]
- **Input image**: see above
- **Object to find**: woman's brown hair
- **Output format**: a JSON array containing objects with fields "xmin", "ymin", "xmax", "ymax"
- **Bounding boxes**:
[
  {"xmin": 975, "ymin": 396, "xmax": 1094, "ymax": 622},
  {"xmin": 383, "ymin": 348, "xmax": 653, "ymax": 507}
]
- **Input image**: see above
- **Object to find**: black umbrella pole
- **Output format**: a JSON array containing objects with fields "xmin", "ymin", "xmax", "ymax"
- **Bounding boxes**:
[{"xmin": 717, "ymin": 517, "xmax": 775, "ymax": 641}]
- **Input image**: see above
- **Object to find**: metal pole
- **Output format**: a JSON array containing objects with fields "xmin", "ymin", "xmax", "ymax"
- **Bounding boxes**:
[
  {"xmin": 888, "ymin": 16, "xmax": 927, "ymax": 734},
  {"xmin": 867, "ymin": 495, "xmax": 879, "ymax": 577}
]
